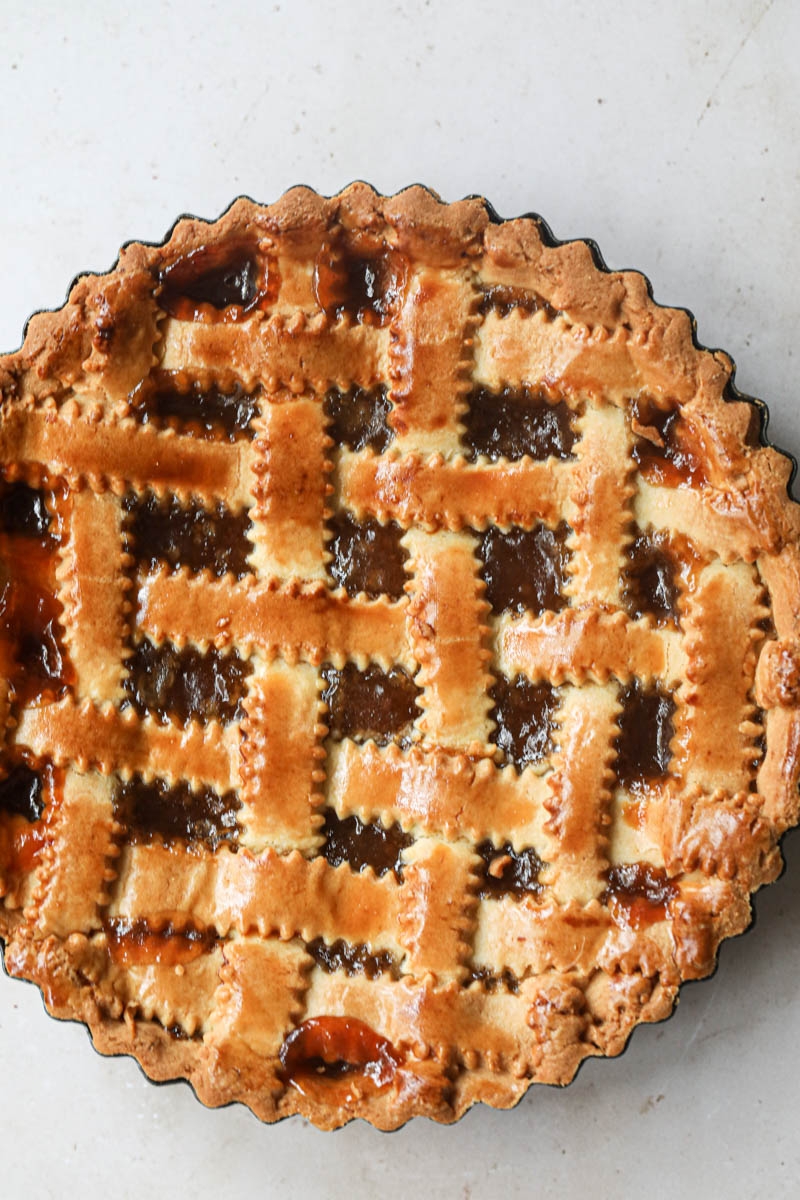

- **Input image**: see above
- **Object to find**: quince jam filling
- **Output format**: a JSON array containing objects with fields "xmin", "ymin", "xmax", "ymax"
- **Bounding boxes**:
[
  {"xmin": 321, "ymin": 809, "xmax": 412, "ymax": 880},
  {"xmin": 475, "ymin": 840, "xmax": 544, "ymax": 899},
  {"xmin": 461, "ymin": 385, "xmax": 575, "ymax": 462},
  {"xmin": 476, "ymin": 522, "xmax": 571, "ymax": 616},
  {"xmin": 103, "ymin": 917, "xmax": 218, "ymax": 967},
  {"xmin": 327, "ymin": 511, "xmax": 408, "ymax": 600},
  {"xmin": 0, "ymin": 481, "xmax": 72, "ymax": 705},
  {"xmin": 157, "ymin": 237, "xmax": 272, "ymax": 322},
  {"xmin": 478, "ymin": 283, "xmax": 558, "ymax": 319},
  {"xmin": 306, "ymin": 936, "xmax": 400, "ymax": 980},
  {"xmin": 630, "ymin": 395, "xmax": 707, "ymax": 487},
  {"xmin": 615, "ymin": 681, "xmax": 676, "ymax": 792},
  {"xmin": 321, "ymin": 662, "xmax": 421, "ymax": 746},
  {"xmin": 125, "ymin": 491, "xmax": 252, "ymax": 578},
  {"xmin": 314, "ymin": 243, "xmax": 407, "ymax": 326},
  {"xmin": 324, "ymin": 384, "xmax": 394, "ymax": 453},
  {"xmin": 602, "ymin": 862, "xmax": 678, "ymax": 929},
  {"xmin": 490, "ymin": 674, "xmax": 559, "ymax": 770},
  {"xmin": 124, "ymin": 637, "xmax": 251, "ymax": 725},
  {"xmin": 0, "ymin": 760, "xmax": 62, "ymax": 885},
  {"xmin": 114, "ymin": 776, "xmax": 241, "ymax": 851},
  {"xmin": 129, "ymin": 371, "xmax": 259, "ymax": 440},
  {"xmin": 279, "ymin": 1016, "xmax": 402, "ymax": 1095}
]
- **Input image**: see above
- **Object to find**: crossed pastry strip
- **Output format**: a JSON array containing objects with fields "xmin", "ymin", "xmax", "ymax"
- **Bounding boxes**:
[{"xmin": 0, "ymin": 185, "xmax": 798, "ymax": 1129}]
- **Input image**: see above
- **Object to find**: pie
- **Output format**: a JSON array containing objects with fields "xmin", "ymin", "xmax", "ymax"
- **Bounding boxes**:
[{"xmin": 0, "ymin": 183, "xmax": 798, "ymax": 1131}]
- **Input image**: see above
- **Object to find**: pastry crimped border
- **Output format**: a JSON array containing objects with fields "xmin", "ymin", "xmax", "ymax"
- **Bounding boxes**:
[{"xmin": 0, "ymin": 183, "xmax": 799, "ymax": 1131}]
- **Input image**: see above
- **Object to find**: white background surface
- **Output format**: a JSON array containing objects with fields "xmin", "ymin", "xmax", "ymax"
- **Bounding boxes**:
[{"xmin": 1, "ymin": 2, "xmax": 799, "ymax": 1196}]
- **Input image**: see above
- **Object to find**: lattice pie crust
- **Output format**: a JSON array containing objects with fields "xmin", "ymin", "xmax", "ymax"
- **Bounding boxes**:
[{"xmin": 0, "ymin": 185, "xmax": 798, "ymax": 1130}]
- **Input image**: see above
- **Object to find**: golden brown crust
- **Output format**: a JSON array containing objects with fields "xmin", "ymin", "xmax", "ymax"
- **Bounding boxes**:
[{"xmin": 0, "ymin": 182, "xmax": 798, "ymax": 1131}]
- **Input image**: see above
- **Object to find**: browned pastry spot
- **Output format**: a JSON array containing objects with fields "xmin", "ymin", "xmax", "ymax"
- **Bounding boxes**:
[
  {"xmin": 475, "ymin": 840, "xmax": 545, "ymax": 898},
  {"xmin": 158, "ymin": 237, "xmax": 270, "ymax": 321},
  {"xmin": 622, "ymin": 529, "xmax": 680, "ymax": 626},
  {"xmin": 490, "ymin": 673, "xmax": 559, "ymax": 768},
  {"xmin": 324, "ymin": 384, "xmax": 394, "ymax": 453},
  {"xmin": 314, "ymin": 244, "xmax": 407, "ymax": 326},
  {"xmin": 306, "ymin": 936, "xmax": 400, "ymax": 980},
  {"xmin": 476, "ymin": 522, "xmax": 570, "ymax": 616},
  {"xmin": 461, "ymin": 386, "xmax": 575, "ymax": 462},
  {"xmin": 321, "ymin": 809, "xmax": 412, "ymax": 879},
  {"xmin": 602, "ymin": 862, "xmax": 679, "ymax": 929},
  {"xmin": 327, "ymin": 511, "xmax": 408, "ymax": 599},
  {"xmin": 123, "ymin": 637, "xmax": 251, "ymax": 724},
  {"xmin": 104, "ymin": 917, "xmax": 219, "ymax": 966},
  {"xmin": 478, "ymin": 284, "xmax": 558, "ymax": 319},
  {"xmin": 321, "ymin": 662, "xmax": 421, "ymax": 745},
  {"xmin": 114, "ymin": 776, "xmax": 241, "ymax": 850},
  {"xmin": 615, "ymin": 681, "xmax": 676, "ymax": 791},
  {"xmin": 630, "ymin": 394, "xmax": 707, "ymax": 487},
  {"xmin": 129, "ymin": 371, "xmax": 259, "ymax": 440},
  {"xmin": 125, "ymin": 491, "xmax": 252, "ymax": 578}
]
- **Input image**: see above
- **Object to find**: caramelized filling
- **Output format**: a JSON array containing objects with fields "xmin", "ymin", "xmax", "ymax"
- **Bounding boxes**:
[
  {"xmin": 324, "ymin": 384, "xmax": 394, "ymax": 453},
  {"xmin": 0, "ymin": 761, "xmax": 61, "ymax": 880},
  {"xmin": 125, "ymin": 492, "xmax": 252, "ymax": 578},
  {"xmin": 130, "ymin": 372, "xmax": 259, "ymax": 440},
  {"xmin": 124, "ymin": 637, "xmax": 250, "ymax": 724},
  {"xmin": 463, "ymin": 965, "xmax": 520, "ymax": 993},
  {"xmin": 478, "ymin": 283, "xmax": 558, "ymax": 319},
  {"xmin": 280, "ymin": 1016, "xmax": 401, "ymax": 1095},
  {"xmin": 602, "ymin": 862, "xmax": 678, "ymax": 929},
  {"xmin": 306, "ymin": 936, "xmax": 399, "ymax": 980},
  {"xmin": 490, "ymin": 674, "xmax": 559, "ymax": 769},
  {"xmin": 158, "ymin": 238, "xmax": 269, "ymax": 320},
  {"xmin": 462, "ymin": 386, "xmax": 575, "ymax": 462},
  {"xmin": 114, "ymin": 776, "xmax": 241, "ymax": 851},
  {"xmin": 103, "ymin": 917, "xmax": 218, "ymax": 966},
  {"xmin": 321, "ymin": 662, "xmax": 420, "ymax": 745},
  {"xmin": 475, "ymin": 840, "xmax": 544, "ymax": 899},
  {"xmin": 0, "ymin": 482, "xmax": 72, "ymax": 704},
  {"xmin": 623, "ymin": 529, "xmax": 679, "ymax": 626},
  {"xmin": 476, "ymin": 522, "xmax": 570, "ymax": 616},
  {"xmin": 321, "ymin": 809, "xmax": 412, "ymax": 879},
  {"xmin": 0, "ymin": 762, "xmax": 45, "ymax": 822},
  {"xmin": 314, "ymin": 244, "xmax": 406, "ymax": 326},
  {"xmin": 615, "ymin": 681, "xmax": 675, "ymax": 791},
  {"xmin": 327, "ymin": 511, "xmax": 408, "ymax": 599},
  {"xmin": 630, "ymin": 395, "xmax": 707, "ymax": 487}
]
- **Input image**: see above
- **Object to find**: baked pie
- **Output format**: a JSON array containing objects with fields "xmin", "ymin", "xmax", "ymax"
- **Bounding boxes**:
[{"xmin": 0, "ymin": 184, "xmax": 798, "ymax": 1130}]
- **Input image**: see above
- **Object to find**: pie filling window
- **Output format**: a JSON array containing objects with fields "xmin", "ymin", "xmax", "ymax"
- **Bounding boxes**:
[
  {"xmin": 124, "ymin": 491, "xmax": 253, "ymax": 578},
  {"xmin": 461, "ymin": 385, "xmax": 575, "ymax": 462},
  {"xmin": 113, "ymin": 776, "xmax": 241, "ymax": 851}
]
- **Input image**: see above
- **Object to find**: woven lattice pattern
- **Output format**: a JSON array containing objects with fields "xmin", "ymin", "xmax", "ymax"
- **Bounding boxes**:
[{"xmin": 0, "ymin": 186, "xmax": 799, "ymax": 1129}]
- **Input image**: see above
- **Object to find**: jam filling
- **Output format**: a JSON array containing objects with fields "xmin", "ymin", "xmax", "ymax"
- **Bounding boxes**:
[
  {"xmin": 602, "ymin": 862, "xmax": 678, "ymax": 929},
  {"xmin": 462, "ymin": 386, "xmax": 575, "ymax": 462},
  {"xmin": 158, "ymin": 238, "xmax": 268, "ymax": 320},
  {"xmin": 279, "ymin": 1016, "xmax": 401, "ymax": 1094},
  {"xmin": 623, "ymin": 529, "xmax": 679, "ymax": 626},
  {"xmin": 476, "ymin": 522, "xmax": 570, "ymax": 616},
  {"xmin": 490, "ymin": 674, "xmax": 559, "ymax": 769},
  {"xmin": 306, "ymin": 936, "xmax": 400, "ymax": 980},
  {"xmin": 0, "ymin": 482, "xmax": 72, "ymax": 704},
  {"xmin": 478, "ymin": 283, "xmax": 558, "ymax": 320},
  {"xmin": 324, "ymin": 384, "xmax": 394, "ymax": 453},
  {"xmin": 321, "ymin": 809, "xmax": 412, "ymax": 879},
  {"xmin": 314, "ymin": 244, "xmax": 406, "ymax": 326},
  {"xmin": 130, "ymin": 372, "xmax": 259, "ymax": 440},
  {"xmin": 327, "ymin": 511, "xmax": 408, "ymax": 600},
  {"xmin": 124, "ymin": 637, "xmax": 250, "ymax": 725},
  {"xmin": 321, "ymin": 662, "xmax": 421, "ymax": 746},
  {"xmin": 464, "ymin": 965, "xmax": 521, "ymax": 993},
  {"xmin": 125, "ymin": 492, "xmax": 252, "ymax": 578},
  {"xmin": 475, "ymin": 839, "xmax": 544, "ymax": 899},
  {"xmin": 630, "ymin": 395, "xmax": 707, "ymax": 487},
  {"xmin": 0, "ymin": 760, "xmax": 61, "ymax": 879},
  {"xmin": 615, "ymin": 681, "xmax": 675, "ymax": 791},
  {"xmin": 104, "ymin": 917, "xmax": 218, "ymax": 966},
  {"xmin": 114, "ymin": 776, "xmax": 241, "ymax": 851}
]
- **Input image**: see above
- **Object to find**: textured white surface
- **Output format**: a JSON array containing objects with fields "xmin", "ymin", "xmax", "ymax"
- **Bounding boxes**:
[{"xmin": 1, "ymin": 1, "xmax": 799, "ymax": 1195}]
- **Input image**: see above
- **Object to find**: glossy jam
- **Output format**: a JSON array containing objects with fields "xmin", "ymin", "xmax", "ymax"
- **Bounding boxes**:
[
  {"xmin": 130, "ymin": 372, "xmax": 259, "ymax": 440},
  {"xmin": 478, "ymin": 284, "xmax": 557, "ymax": 319},
  {"xmin": 279, "ymin": 1016, "xmax": 401, "ymax": 1096},
  {"xmin": 462, "ymin": 386, "xmax": 575, "ymax": 462},
  {"xmin": 314, "ymin": 245, "xmax": 406, "ymax": 326},
  {"xmin": 475, "ymin": 839, "xmax": 544, "ymax": 899},
  {"xmin": 630, "ymin": 395, "xmax": 707, "ymax": 487},
  {"xmin": 615, "ymin": 681, "xmax": 675, "ymax": 791},
  {"xmin": 321, "ymin": 663, "xmax": 420, "ymax": 746},
  {"xmin": 490, "ymin": 674, "xmax": 558, "ymax": 769},
  {"xmin": 0, "ymin": 761, "xmax": 61, "ymax": 881},
  {"xmin": 158, "ymin": 239, "xmax": 267, "ymax": 320},
  {"xmin": 114, "ymin": 776, "xmax": 241, "ymax": 850},
  {"xmin": 602, "ymin": 862, "xmax": 678, "ymax": 929},
  {"xmin": 327, "ymin": 511, "xmax": 408, "ymax": 599},
  {"xmin": 0, "ymin": 762, "xmax": 45, "ymax": 821},
  {"xmin": 477, "ymin": 522, "xmax": 570, "ymax": 616},
  {"xmin": 306, "ymin": 936, "xmax": 399, "ymax": 980},
  {"xmin": 623, "ymin": 529, "xmax": 679, "ymax": 626},
  {"xmin": 321, "ymin": 809, "xmax": 412, "ymax": 879},
  {"xmin": 125, "ymin": 492, "xmax": 252, "ymax": 578},
  {"xmin": 0, "ymin": 482, "xmax": 72, "ymax": 705},
  {"xmin": 324, "ymin": 384, "xmax": 394, "ymax": 453},
  {"xmin": 104, "ymin": 917, "xmax": 217, "ymax": 966},
  {"xmin": 124, "ymin": 636, "xmax": 250, "ymax": 724},
  {"xmin": 464, "ymin": 965, "xmax": 520, "ymax": 993}
]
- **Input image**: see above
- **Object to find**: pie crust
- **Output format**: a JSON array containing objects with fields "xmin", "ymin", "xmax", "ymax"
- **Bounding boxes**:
[{"xmin": 0, "ymin": 184, "xmax": 798, "ymax": 1130}]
